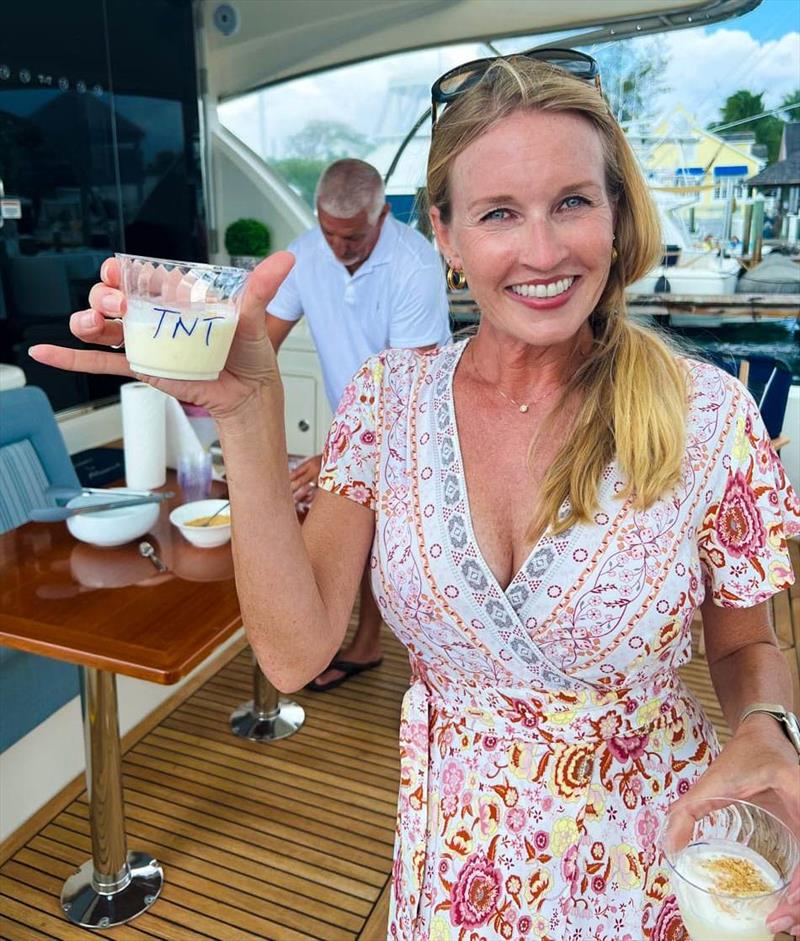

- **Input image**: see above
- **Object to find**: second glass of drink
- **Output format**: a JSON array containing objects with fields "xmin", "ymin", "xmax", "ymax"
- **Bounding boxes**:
[{"xmin": 660, "ymin": 797, "xmax": 799, "ymax": 941}]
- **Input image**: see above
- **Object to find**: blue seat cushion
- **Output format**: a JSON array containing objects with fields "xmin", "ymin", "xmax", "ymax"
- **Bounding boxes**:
[
  {"xmin": 0, "ymin": 386, "xmax": 83, "ymax": 750},
  {"xmin": 0, "ymin": 439, "xmax": 50, "ymax": 532},
  {"xmin": 0, "ymin": 646, "xmax": 80, "ymax": 752}
]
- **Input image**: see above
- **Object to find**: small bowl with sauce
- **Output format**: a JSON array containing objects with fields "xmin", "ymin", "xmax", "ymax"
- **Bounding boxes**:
[{"xmin": 169, "ymin": 499, "xmax": 231, "ymax": 548}]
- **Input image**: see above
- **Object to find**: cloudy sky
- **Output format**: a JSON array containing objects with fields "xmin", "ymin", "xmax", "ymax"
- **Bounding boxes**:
[
  {"xmin": 657, "ymin": 0, "xmax": 799, "ymax": 124},
  {"xmin": 220, "ymin": 0, "xmax": 800, "ymax": 164}
]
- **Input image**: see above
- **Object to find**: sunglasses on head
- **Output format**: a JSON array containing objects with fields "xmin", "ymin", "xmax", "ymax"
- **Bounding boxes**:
[{"xmin": 430, "ymin": 47, "xmax": 602, "ymax": 126}]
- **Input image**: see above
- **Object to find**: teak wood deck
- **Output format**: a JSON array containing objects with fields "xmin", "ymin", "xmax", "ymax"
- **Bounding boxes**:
[{"xmin": 2, "ymin": 543, "xmax": 798, "ymax": 940}]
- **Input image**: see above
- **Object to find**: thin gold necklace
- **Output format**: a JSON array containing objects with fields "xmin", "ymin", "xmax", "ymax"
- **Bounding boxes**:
[{"xmin": 469, "ymin": 343, "xmax": 560, "ymax": 414}]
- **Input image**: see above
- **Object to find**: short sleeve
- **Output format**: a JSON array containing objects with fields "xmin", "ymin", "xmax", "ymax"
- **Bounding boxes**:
[
  {"xmin": 266, "ymin": 246, "xmax": 303, "ymax": 322},
  {"xmin": 388, "ymin": 263, "xmax": 451, "ymax": 348},
  {"xmin": 317, "ymin": 355, "xmax": 382, "ymax": 510},
  {"xmin": 697, "ymin": 383, "xmax": 800, "ymax": 607}
]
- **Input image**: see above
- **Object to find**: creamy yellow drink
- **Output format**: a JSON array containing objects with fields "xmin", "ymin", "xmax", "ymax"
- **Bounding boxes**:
[
  {"xmin": 673, "ymin": 840, "xmax": 784, "ymax": 941},
  {"xmin": 116, "ymin": 254, "xmax": 248, "ymax": 381},
  {"xmin": 123, "ymin": 299, "xmax": 238, "ymax": 380}
]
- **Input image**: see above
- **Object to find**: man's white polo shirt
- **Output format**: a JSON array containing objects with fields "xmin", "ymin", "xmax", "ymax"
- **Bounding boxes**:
[{"xmin": 268, "ymin": 213, "xmax": 451, "ymax": 410}]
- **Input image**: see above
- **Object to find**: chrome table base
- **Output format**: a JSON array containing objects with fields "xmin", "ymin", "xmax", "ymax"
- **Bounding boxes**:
[
  {"xmin": 61, "ymin": 655, "xmax": 303, "ymax": 928},
  {"xmin": 63, "ymin": 668, "xmax": 163, "ymax": 927},
  {"xmin": 230, "ymin": 698, "xmax": 306, "ymax": 740},
  {"xmin": 61, "ymin": 851, "xmax": 163, "ymax": 928},
  {"xmin": 230, "ymin": 650, "xmax": 305, "ymax": 741}
]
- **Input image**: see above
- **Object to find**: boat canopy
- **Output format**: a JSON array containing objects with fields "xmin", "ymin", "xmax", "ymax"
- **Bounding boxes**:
[{"xmin": 202, "ymin": 0, "xmax": 761, "ymax": 101}]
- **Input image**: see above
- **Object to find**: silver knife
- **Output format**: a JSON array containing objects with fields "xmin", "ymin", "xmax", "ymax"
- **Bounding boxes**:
[{"xmin": 30, "ymin": 492, "xmax": 174, "ymax": 522}]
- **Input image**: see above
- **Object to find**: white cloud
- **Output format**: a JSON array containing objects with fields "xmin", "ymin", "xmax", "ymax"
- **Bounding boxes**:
[{"xmin": 657, "ymin": 28, "xmax": 800, "ymax": 125}]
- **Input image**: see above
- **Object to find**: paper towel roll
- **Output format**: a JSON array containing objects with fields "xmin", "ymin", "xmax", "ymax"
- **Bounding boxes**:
[{"xmin": 121, "ymin": 382, "xmax": 167, "ymax": 489}]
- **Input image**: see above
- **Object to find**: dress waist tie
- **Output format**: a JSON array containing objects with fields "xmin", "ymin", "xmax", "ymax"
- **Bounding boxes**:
[
  {"xmin": 389, "ymin": 669, "xmax": 695, "ymax": 938},
  {"xmin": 389, "ymin": 678, "xmax": 431, "ymax": 939}
]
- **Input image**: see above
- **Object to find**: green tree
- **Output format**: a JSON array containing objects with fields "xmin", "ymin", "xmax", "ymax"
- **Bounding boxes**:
[
  {"xmin": 286, "ymin": 120, "xmax": 371, "ymax": 161},
  {"xmin": 593, "ymin": 38, "xmax": 669, "ymax": 126},
  {"xmin": 270, "ymin": 156, "xmax": 328, "ymax": 206},
  {"xmin": 709, "ymin": 90, "xmax": 788, "ymax": 163},
  {"xmin": 717, "ymin": 89, "xmax": 765, "ymax": 127},
  {"xmin": 272, "ymin": 119, "xmax": 374, "ymax": 207},
  {"xmin": 779, "ymin": 88, "xmax": 800, "ymax": 121}
]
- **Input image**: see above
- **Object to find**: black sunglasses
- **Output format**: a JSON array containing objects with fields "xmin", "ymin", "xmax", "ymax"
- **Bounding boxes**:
[{"xmin": 430, "ymin": 47, "xmax": 602, "ymax": 125}]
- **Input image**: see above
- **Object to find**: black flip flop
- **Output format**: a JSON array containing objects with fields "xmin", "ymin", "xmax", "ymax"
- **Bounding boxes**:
[{"xmin": 306, "ymin": 657, "xmax": 383, "ymax": 693}]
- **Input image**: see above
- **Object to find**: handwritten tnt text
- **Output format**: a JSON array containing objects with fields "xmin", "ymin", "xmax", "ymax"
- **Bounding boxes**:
[{"xmin": 152, "ymin": 307, "xmax": 226, "ymax": 346}]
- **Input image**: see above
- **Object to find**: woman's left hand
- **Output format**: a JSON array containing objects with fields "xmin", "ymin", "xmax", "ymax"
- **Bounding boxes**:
[
  {"xmin": 669, "ymin": 715, "xmax": 800, "ymax": 937},
  {"xmin": 289, "ymin": 453, "xmax": 322, "ymax": 504}
]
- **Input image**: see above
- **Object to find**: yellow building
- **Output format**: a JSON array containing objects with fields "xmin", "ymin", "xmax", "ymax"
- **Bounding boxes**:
[{"xmin": 627, "ymin": 106, "xmax": 766, "ymax": 236}]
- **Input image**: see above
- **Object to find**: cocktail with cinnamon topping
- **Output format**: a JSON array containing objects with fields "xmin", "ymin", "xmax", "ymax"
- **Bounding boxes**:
[{"xmin": 661, "ymin": 798, "xmax": 799, "ymax": 941}]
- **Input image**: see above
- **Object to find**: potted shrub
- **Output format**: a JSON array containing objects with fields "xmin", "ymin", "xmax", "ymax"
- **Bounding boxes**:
[{"xmin": 224, "ymin": 218, "xmax": 271, "ymax": 269}]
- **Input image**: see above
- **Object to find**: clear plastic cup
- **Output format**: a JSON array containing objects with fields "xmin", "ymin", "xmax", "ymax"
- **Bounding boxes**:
[
  {"xmin": 116, "ymin": 254, "xmax": 249, "ymax": 380},
  {"xmin": 660, "ymin": 797, "xmax": 800, "ymax": 941},
  {"xmin": 177, "ymin": 451, "xmax": 213, "ymax": 503}
]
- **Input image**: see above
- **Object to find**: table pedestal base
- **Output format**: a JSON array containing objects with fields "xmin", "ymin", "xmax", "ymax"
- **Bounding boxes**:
[
  {"xmin": 230, "ymin": 698, "xmax": 305, "ymax": 741},
  {"xmin": 230, "ymin": 649, "xmax": 305, "ymax": 741},
  {"xmin": 64, "ymin": 668, "xmax": 164, "ymax": 927},
  {"xmin": 61, "ymin": 851, "xmax": 163, "ymax": 928}
]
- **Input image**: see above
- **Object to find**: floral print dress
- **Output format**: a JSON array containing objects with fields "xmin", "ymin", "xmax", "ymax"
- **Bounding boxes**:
[{"xmin": 318, "ymin": 340, "xmax": 799, "ymax": 941}]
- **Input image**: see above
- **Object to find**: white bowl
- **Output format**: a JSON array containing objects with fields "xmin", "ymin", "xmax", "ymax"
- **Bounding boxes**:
[
  {"xmin": 169, "ymin": 499, "xmax": 231, "ymax": 548},
  {"xmin": 66, "ymin": 493, "xmax": 160, "ymax": 547}
]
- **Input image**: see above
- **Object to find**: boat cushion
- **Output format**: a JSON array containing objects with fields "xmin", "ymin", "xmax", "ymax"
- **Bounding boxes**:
[
  {"xmin": 0, "ymin": 439, "xmax": 50, "ymax": 533},
  {"xmin": 0, "ymin": 647, "xmax": 80, "ymax": 752},
  {"xmin": 737, "ymin": 253, "xmax": 800, "ymax": 294}
]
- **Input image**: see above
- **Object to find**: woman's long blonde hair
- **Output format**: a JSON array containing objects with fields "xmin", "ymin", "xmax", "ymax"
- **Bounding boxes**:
[{"xmin": 427, "ymin": 56, "xmax": 688, "ymax": 535}]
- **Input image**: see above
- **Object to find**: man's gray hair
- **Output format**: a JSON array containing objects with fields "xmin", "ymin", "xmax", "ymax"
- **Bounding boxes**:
[{"xmin": 315, "ymin": 159, "xmax": 385, "ymax": 224}]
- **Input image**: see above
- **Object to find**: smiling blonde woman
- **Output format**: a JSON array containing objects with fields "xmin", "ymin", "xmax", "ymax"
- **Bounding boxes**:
[{"xmin": 31, "ymin": 52, "xmax": 800, "ymax": 941}]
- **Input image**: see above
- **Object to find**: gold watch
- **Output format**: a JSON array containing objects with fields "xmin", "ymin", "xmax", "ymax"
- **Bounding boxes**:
[{"xmin": 740, "ymin": 702, "xmax": 800, "ymax": 757}]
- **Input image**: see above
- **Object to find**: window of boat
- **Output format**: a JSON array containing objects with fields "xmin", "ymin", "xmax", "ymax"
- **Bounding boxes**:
[
  {"xmin": 220, "ymin": 43, "xmax": 493, "ymax": 225},
  {"xmin": 216, "ymin": 29, "xmax": 715, "ymax": 230}
]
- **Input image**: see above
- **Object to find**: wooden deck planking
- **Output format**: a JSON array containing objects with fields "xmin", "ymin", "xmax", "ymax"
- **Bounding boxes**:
[
  {"xmin": 1, "ymin": 543, "xmax": 797, "ymax": 939},
  {"xmin": 0, "ymin": 607, "xmax": 405, "ymax": 940}
]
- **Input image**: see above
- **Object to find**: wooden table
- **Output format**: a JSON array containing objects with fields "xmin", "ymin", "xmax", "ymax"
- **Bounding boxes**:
[
  {"xmin": 0, "ymin": 486, "xmax": 240, "ymax": 684},
  {"xmin": 0, "ymin": 484, "xmax": 242, "ymax": 928}
]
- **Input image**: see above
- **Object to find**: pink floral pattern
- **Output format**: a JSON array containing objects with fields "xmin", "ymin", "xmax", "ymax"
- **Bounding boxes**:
[
  {"xmin": 448, "ymin": 848, "xmax": 503, "ymax": 927},
  {"xmin": 319, "ymin": 343, "xmax": 799, "ymax": 940},
  {"xmin": 714, "ymin": 469, "xmax": 766, "ymax": 557},
  {"xmin": 652, "ymin": 895, "xmax": 689, "ymax": 941}
]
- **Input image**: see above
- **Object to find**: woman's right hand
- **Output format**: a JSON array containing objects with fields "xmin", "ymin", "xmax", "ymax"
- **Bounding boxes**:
[{"xmin": 28, "ymin": 252, "xmax": 295, "ymax": 421}]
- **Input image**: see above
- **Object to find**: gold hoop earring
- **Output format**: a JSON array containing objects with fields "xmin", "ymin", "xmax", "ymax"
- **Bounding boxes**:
[
  {"xmin": 611, "ymin": 246, "xmax": 619, "ymax": 264},
  {"xmin": 446, "ymin": 264, "xmax": 468, "ymax": 291}
]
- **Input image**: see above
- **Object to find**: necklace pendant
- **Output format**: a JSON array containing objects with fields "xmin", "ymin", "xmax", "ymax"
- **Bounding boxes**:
[{"xmin": 519, "ymin": 403, "xmax": 529, "ymax": 413}]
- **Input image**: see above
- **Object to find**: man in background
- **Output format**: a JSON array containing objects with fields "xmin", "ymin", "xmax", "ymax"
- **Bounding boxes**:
[{"xmin": 267, "ymin": 158, "xmax": 451, "ymax": 691}]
